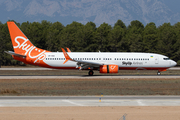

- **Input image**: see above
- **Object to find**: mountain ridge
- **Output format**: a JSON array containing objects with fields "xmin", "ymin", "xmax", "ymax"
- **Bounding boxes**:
[{"xmin": 0, "ymin": 0, "xmax": 180, "ymax": 26}]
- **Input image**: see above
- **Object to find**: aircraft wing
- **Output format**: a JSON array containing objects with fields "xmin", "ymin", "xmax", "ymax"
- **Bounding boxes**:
[
  {"xmin": 61, "ymin": 48, "xmax": 103, "ymax": 69},
  {"xmin": 5, "ymin": 51, "xmax": 26, "ymax": 58},
  {"xmin": 75, "ymin": 60, "xmax": 103, "ymax": 69}
]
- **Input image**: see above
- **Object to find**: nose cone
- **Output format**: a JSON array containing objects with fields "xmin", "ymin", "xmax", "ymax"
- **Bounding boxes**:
[{"xmin": 171, "ymin": 60, "xmax": 177, "ymax": 67}]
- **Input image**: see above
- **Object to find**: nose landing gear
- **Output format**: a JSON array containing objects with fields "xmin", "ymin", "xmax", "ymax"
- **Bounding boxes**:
[
  {"xmin": 157, "ymin": 69, "xmax": 167, "ymax": 75},
  {"xmin": 157, "ymin": 71, "xmax": 161, "ymax": 75}
]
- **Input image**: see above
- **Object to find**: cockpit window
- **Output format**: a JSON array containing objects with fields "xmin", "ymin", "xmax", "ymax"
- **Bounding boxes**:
[{"xmin": 163, "ymin": 58, "xmax": 170, "ymax": 60}]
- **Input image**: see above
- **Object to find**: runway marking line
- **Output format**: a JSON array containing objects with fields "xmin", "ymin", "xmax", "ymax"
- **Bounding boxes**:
[
  {"xmin": 137, "ymin": 100, "xmax": 146, "ymax": 106},
  {"xmin": 62, "ymin": 100, "xmax": 85, "ymax": 106}
]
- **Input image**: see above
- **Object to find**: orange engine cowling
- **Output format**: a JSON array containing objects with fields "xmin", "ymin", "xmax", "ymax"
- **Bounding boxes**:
[{"xmin": 99, "ymin": 65, "xmax": 119, "ymax": 73}]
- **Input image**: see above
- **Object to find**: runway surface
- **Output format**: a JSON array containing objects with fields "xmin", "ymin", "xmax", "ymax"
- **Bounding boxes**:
[
  {"xmin": 0, "ymin": 67, "xmax": 180, "ymax": 79},
  {"xmin": 0, "ymin": 67, "xmax": 179, "ymax": 70},
  {"xmin": 1, "ymin": 75, "xmax": 180, "ymax": 79},
  {"xmin": 0, "ymin": 68, "xmax": 53, "ymax": 70},
  {"xmin": 0, "ymin": 96, "xmax": 180, "ymax": 107}
]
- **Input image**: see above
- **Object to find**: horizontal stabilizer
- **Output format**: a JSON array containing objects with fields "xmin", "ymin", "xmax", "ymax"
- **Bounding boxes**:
[{"xmin": 4, "ymin": 51, "xmax": 26, "ymax": 58}]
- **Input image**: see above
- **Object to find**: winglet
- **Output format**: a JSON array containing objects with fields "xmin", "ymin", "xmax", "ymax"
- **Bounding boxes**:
[
  {"xmin": 61, "ymin": 48, "xmax": 73, "ymax": 64},
  {"xmin": 66, "ymin": 47, "xmax": 71, "ymax": 52}
]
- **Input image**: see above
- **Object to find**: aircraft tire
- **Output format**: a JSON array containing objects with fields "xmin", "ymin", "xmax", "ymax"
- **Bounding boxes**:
[
  {"xmin": 88, "ymin": 70, "xmax": 94, "ymax": 76},
  {"xmin": 157, "ymin": 71, "xmax": 161, "ymax": 75}
]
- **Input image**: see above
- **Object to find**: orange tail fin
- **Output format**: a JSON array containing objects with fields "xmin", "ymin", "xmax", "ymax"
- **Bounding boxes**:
[
  {"xmin": 7, "ymin": 21, "xmax": 50, "ymax": 64},
  {"xmin": 7, "ymin": 21, "xmax": 35, "ymax": 55}
]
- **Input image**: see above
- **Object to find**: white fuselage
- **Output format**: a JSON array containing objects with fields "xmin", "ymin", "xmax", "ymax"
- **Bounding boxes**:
[{"xmin": 43, "ymin": 52, "xmax": 176, "ymax": 70}]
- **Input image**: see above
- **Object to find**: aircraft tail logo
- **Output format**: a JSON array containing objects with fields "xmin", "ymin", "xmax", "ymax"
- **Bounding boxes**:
[{"xmin": 7, "ymin": 21, "xmax": 48, "ymax": 63}]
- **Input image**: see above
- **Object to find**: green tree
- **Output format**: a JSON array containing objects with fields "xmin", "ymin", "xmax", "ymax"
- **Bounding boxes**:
[
  {"xmin": 46, "ymin": 21, "xmax": 64, "ymax": 51},
  {"xmin": 156, "ymin": 23, "xmax": 176, "ymax": 58},
  {"xmin": 59, "ymin": 21, "xmax": 84, "ymax": 52},
  {"xmin": 1, "ymin": 23, "xmax": 14, "ymax": 65},
  {"xmin": 143, "ymin": 22, "xmax": 158, "ymax": 53},
  {"xmin": 94, "ymin": 22, "xmax": 112, "ymax": 52},
  {"xmin": 127, "ymin": 20, "xmax": 144, "ymax": 52},
  {"xmin": 108, "ymin": 22, "xmax": 126, "ymax": 52},
  {"xmin": 172, "ymin": 22, "xmax": 180, "ymax": 64},
  {"xmin": 114, "ymin": 19, "xmax": 126, "ymax": 29},
  {"xmin": 82, "ymin": 22, "xmax": 97, "ymax": 52},
  {"xmin": 26, "ymin": 20, "xmax": 52, "ymax": 49},
  {"xmin": 20, "ymin": 21, "xmax": 30, "ymax": 34}
]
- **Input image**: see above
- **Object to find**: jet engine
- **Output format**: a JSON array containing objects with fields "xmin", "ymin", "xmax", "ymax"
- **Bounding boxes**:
[{"xmin": 99, "ymin": 65, "xmax": 119, "ymax": 73}]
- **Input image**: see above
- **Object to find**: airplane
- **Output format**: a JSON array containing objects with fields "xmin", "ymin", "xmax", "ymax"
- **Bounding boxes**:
[{"xmin": 5, "ymin": 21, "xmax": 177, "ymax": 76}]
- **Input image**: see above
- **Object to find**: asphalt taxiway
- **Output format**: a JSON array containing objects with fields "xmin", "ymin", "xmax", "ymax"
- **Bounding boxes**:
[{"xmin": 0, "ymin": 96, "xmax": 179, "ymax": 107}]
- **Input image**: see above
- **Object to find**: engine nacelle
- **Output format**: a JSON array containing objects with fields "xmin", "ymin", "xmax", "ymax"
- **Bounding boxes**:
[{"xmin": 99, "ymin": 65, "xmax": 119, "ymax": 73}]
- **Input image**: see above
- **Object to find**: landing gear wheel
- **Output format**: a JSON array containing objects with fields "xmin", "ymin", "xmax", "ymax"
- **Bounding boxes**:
[
  {"xmin": 157, "ymin": 71, "xmax": 161, "ymax": 75},
  {"xmin": 88, "ymin": 70, "xmax": 94, "ymax": 76}
]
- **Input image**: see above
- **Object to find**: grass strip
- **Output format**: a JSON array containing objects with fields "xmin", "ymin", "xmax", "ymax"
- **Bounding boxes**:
[{"xmin": 0, "ymin": 78, "xmax": 180, "ymax": 96}]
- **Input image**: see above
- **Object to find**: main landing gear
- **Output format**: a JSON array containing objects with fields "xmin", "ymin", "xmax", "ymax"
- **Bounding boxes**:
[{"xmin": 88, "ymin": 70, "xmax": 94, "ymax": 76}]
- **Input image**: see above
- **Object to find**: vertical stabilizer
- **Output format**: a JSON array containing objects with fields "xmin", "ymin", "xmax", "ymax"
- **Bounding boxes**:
[
  {"xmin": 7, "ymin": 21, "xmax": 34, "ymax": 55},
  {"xmin": 7, "ymin": 21, "xmax": 49, "ymax": 64}
]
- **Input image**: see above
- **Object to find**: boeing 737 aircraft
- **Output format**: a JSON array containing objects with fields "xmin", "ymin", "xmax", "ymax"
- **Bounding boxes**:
[{"xmin": 5, "ymin": 21, "xmax": 177, "ymax": 75}]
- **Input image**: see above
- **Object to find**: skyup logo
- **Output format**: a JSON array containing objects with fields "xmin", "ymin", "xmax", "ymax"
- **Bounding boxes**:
[{"xmin": 14, "ymin": 36, "xmax": 46, "ymax": 63}]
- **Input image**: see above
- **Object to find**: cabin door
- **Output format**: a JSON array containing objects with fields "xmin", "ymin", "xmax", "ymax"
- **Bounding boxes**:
[{"xmin": 155, "ymin": 56, "xmax": 159, "ymax": 64}]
